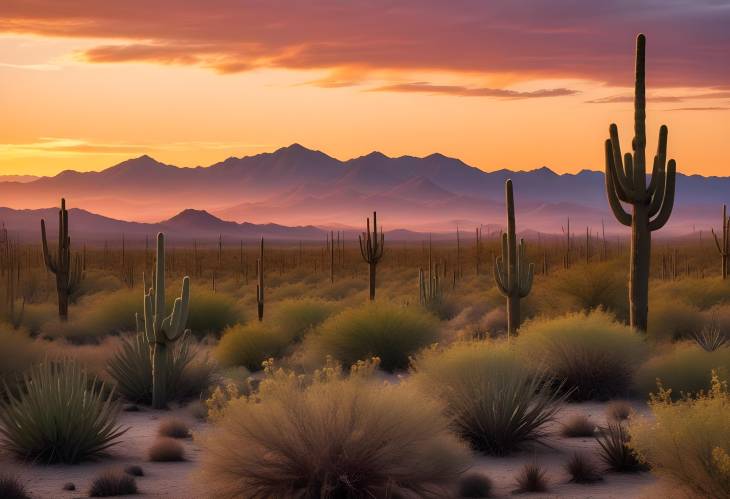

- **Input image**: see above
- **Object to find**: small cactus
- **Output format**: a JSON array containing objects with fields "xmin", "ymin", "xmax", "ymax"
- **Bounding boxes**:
[
  {"xmin": 494, "ymin": 179, "xmax": 534, "ymax": 338},
  {"xmin": 359, "ymin": 211, "xmax": 384, "ymax": 301},
  {"xmin": 419, "ymin": 235, "xmax": 440, "ymax": 307},
  {"xmin": 138, "ymin": 233, "xmax": 190, "ymax": 409},
  {"xmin": 256, "ymin": 237, "xmax": 264, "ymax": 321},
  {"xmin": 711, "ymin": 204, "xmax": 729, "ymax": 279},
  {"xmin": 40, "ymin": 198, "xmax": 83, "ymax": 320}
]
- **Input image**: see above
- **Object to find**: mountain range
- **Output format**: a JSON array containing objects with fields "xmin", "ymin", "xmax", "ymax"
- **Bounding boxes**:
[{"xmin": 1, "ymin": 144, "xmax": 727, "ymax": 238}]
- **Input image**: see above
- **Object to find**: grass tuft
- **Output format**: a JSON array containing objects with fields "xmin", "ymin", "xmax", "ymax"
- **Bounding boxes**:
[
  {"xmin": 157, "ymin": 418, "xmax": 190, "ymax": 439},
  {"xmin": 147, "ymin": 437, "xmax": 185, "ymax": 462},
  {"xmin": 458, "ymin": 472, "xmax": 493, "ymax": 497},
  {"xmin": 565, "ymin": 452, "xmax": 603, "ymax": 483},
  {"xmin": 88, "ymin": 469, "xmax": 138, "ymax": 497},
  {"xmin": 0, "ymin": 473, "xmax": 30, "ymax": 499},
  {"xmin": 513, "ymin": 462, "xmax": 549, "ymax": 493},
  {"xmin": 561, "ymin": 414, "xmax": 597, "ymax": 438},
  {"xmin": 595, "ymin": 422, "xmax": 648, "ymax": 472}
]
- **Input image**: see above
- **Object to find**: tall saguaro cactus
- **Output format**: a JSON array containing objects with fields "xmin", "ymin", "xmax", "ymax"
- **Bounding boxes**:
[
  {"xmin": 359, "ymin": 211, "xmax": 384, "ymax": 301},
  {"xmin": 41, "ymin": 198, "xmax": 83, "ymax": 320},
  {"xmin": 256, "ymin": 237, "xmax": 264, "ymax": 321},
  {"xmin": 140, "ymin": 233, "xmax": 190, "ymax": 409},
  {"xmin": 604, "ymin": 34, "xmax": 676, "ymax": 331},
  {"xmin": 712, "ymin": 204, "xmax": 729, "ymax": 279},
  {"xmin": 494, "ymin": 180, "xmax": 534, "ymax": 338}
]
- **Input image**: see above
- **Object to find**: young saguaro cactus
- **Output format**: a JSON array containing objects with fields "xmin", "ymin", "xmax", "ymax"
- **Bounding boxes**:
[
  {"xmin": 140, "ymin": 232, "xmax": 190, "ymax": 409},
  {"xmin": 604, "ymin": 34, "xmax": 676, "ymax": 331},
  {"xmin": 359, "ymin": 211, "xmax": 384, "ymax": 301},
  {"xmin": 256, "ymin": 237, "xmax": 264, "ymax": 321},
  {"xmin": 712, "ymin": 204, "xmax": 729, "ymax": 280},
  {"xmin": 494, "ymin": 179, "xmax": 534, "ymax": 338},
  {"xmin": 40, "ymin": 198, "xmax": 83, "ymax": 320}
]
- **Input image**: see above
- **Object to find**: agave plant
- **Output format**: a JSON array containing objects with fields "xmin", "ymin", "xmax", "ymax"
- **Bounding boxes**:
[
  {"xmin": 107, "ymin": 332, "xmax": 199, "ymax": 405},
  {"xmin": 0, "ymin": 359, "xmax": 126, "ymax": 464},
  {"xmin": 595, "ymin": 422, "xmax": 648, "ymax": 472},
  {"xmin": 693, "ymin": 322, "xmax": 727, "ymax": 352}
]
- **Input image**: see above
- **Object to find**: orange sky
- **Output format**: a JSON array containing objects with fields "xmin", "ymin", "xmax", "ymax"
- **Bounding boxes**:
[{"xmin": 1, "ymin": 1, "xmax": 729, "ymax": 177}]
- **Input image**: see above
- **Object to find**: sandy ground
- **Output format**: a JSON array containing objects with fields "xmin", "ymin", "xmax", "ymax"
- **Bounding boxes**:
[{"xmin": 2, "ymin": 401, "xmax": 665, "ymax": 499}]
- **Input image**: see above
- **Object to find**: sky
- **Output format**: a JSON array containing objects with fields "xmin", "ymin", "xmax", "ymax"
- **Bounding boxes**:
[{"xmin": 0, "ymin": 0, "xmax": 729, "ymax": 177}]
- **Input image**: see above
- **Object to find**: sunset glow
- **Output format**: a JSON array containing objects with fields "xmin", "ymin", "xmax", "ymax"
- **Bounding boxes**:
[{"xmin": 1, "ymin": 1, "xmax": 729, "ymax": 177}]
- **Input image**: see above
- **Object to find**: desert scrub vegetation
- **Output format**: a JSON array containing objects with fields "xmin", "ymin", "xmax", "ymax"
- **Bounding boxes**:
[
  {"xmin": 309, "ymin": 302, "xmax": 440, "ymax": 372},
  {"xmin": 0, "ymin": 473, "xmax": 30, "ymax": 499},
  {"xmin": 595, "ymin": 422, "xmax": 647, "ymax": 472},
  {"xmin": 269, "ymin": 298, "xmax": 338, "ymax": 341},
  {"xmin": 148, "ymin": 437, "xmax": 185, "ymax": 462},
  {"xmin": 635, "ymin": 343, "xmax": 730, "ymax": 398},
  {"xmin": 647, "ymin": 298, "xmax": 703, "ymax": 342},
  {"xmin": 199, "ymin": 359, "xmax": 471, "ymax": 498},
  {"xmin": 0, "ymin": 359, "xmax": 126, "ymax": 463},
  {"xmin": 630, "ymin": 372, "xmax": 730, "ymax": 498},
  {"xmin": 561, "ymin": 414, "xmax": 597, "ymax": 438},
  {"xmin": 107, "ymin": 332, "xmax": 215, "ymax": 404},
  {"xmin": 215, "ymin": 322, "xmax": 288, "ymax": 371},
  {"xmin": 88, "ymin": 469, "xmax": 138, "ymax": 497},
  {"xmin": 411, "ymin": 341, "xmax": 567, "ymax": 455},
  {"xmin": 0, "ymin": 326, "xmax": 44, "ymax": 393},
  {"xmin": 515, "ymin": 309, "xmax": 647, "ymax": 400},
  {"xmin": 185, "ymin": 288, "xmax": 243, "ymax": 336}
]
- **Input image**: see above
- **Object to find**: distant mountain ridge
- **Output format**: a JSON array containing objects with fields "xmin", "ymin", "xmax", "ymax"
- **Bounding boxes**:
[{"xmin": 0, "ymin": 144, "xmax": 727, "ymax": 234}]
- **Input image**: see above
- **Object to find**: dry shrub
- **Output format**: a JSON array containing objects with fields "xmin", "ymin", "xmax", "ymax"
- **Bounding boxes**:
[
  {"xmin": 312, "ymin": 302, "xmax": 440, "ymax": 372},
  {"xmin": 513, "ymin": 462, "xmax": 549, "ymax": 493},
  {"xmin": 630, "ymin": 372, "xmax": 730, "ymax": 498},
  {"xmin": 148, "ymin": 437, "xmax": 185, "ymax": 462},
  {"xmin": 561, "ymin": 414, "xmax": 597, "ymax": 438},
  {"xmin": 516, "ymin": 309, "xmax": 647, "ymax": 400},
  {"xmin": 158, "ymin": 417, "xmax": 190, "ymax": 438},
  {"xmin": 653, "ymin": 277, "xmax": 730, "ymax": 310},
  {"xmin": 648, "ymin": 299, "xmax": 703, "ymax": 343},
  {"xmin": 88, "ymin": 469, "xmax": 138, "ymax": 497},
  {"xmin": 635, "ymin": 343, "xmax": 730, "ymax": 398},
  {"xmin": 457, "ymin": 472, "xmax": 493, "ymax": 498},
  {"xmin": 411, "ymin": 341, "xmax": 566, "ymax": 456},
  {"xmin": 215, "ymin": 322, "xmax": 287, "ymax": 371},
  {"xmin": 199, "ymin": 360, "xmax": 471, "ymax": 498},
  {"xmin": 269, "ymin": 298, "xmax": 338, "ymax": 342},
  {"xmin": 0, "ymin": 473, "xmax": 30, "ymax": 499},
  {"xmin": 0, "ymin": 325, "xmax": 45, "ymax": 393},
  {"xmin": 185, "ymin": 289, "xmax": 244, "ymax": 336},
  {"xmin": 565, "ymin": 452, "xmax": 603, "ymax": 483},
  {"xmin": 595, "ymin": 422, "xmax": 647, "ymax": 472},
  {"xmin": 606, "ymin": 400, "xmax": 633, "ymax": 422}
]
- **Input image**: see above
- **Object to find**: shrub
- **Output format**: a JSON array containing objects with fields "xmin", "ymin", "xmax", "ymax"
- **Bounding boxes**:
[
  {"xmin": 411, "ymin": 341, "xmax": 567, "ymax": 456},
  {"xmin": 561, "ymin": 414, "xmax": 597, "ymax": 438},
  {"xmin": 215, "ymin": 322, "xmax": 287, "ymax": 371},
  {"xmin": 148, "ymin": 437, "xmax": 185, "ymax": 462},
  {"xmin": 458, "ymin": 472, "xmax": 493, "ymax": 498},
  {"xmin": 0, "ymin": 474, "xmax": 29, "ymax": 499},
  {"xmin": 565, "ymin": 452, "xmax": 603, "ymax": 483},
  {"xmin": 630, "ymin": 372, "xmax": 730, "ymax": 498},
  {"xmin": 606, "ymin": 400, "xmax": 633, "ymax": 422},
  {"xmin": 0, "ymin": 359, "xmax": 126, "ymax": 463},
  {"xmin": 185, "ymin": 290, "xmax": 243, "ymax": 336},
  {"xmin": 635, "ymin": 343, "xmax": 730, "ymax": 398},
  {"xmin": 647, "ymin": 299, "xmax": 703, "ymax": 342},
  {"xmin": 124, "ymin": 465, "xmax": 144, "ymax": 477},
  {"xmin": 595, "ymin": 422, "xmax": 647, "ymax": 472},
  {"xmin": 158, "ymin": 418, "xmax": 190, "ymax": 438},
  {"xmin": 88, "ymin": 469, "xmax": 138, "ymax": 497},
  {"xmin": 313, "ymin": 303, "xmax": 440, "ymax": 372},
  {"xmin": 693, "ymin": 321, "xmax": 727, "ymax": 351},
  {"xmin": 107, "ymin": 332, "xmax": 215, "ymax": 404},
  {"xmin": 270, "ymin": 298, "xmax": 338, "ymax": 342},
  {"xmin": 513, "ymin": 462, "xmax": 548, "ymax": 493},
  {"xmin": 0, "ymin": 326, "xmax": 44, "ymax": 394},
  {"xmin": 199, "ymin": 360, "xmax": 471, "ymax": 498},
  {"xmin": 516, "ymin": 310, "xmax": 647, "ymax": 401}
]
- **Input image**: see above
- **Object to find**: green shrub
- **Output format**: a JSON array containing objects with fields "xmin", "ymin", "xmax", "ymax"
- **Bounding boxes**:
[
  {"xmin": 107, "ymin": 333, "xmax": 215, "ymax": 404},
  {"xmin": 215, "ymin": 322, "xmax": 287, "ymax": 371},
  {"xmin": 199, "ymin": 361, "xmax": 470, "ymax": 498},
  {"xmin": 630, "ymin": 372, "xmax": 730, "ymax": 498},
  {"xmin": 411, "ymin": 341, "xmax": 567, "ymax": 455},
  {"xmin": 269, "ymin": 298, "xmax": 338, "ymax": 342},
  {"xmin": 647, "ymin": 299, "xmax": 702, "ymax": 342},
  {"xmin": 516, "ymin": 310, "xmax": 647, "ymax": 400},
  {"xmin": 313, "ymin": 303, "xmax": 440, "ymax": 372},
  {"xmin": 635, "ymin": 344, "xmax": 730, "ymax": 398},
  {"xmin": 653, "ymin": 278, "xmax": 730, "ymax": 310},
  {"xmin": 0, "ymin": 359, "xmax": 126, "ymax": 463},
  {"xmin": 0, "ymin": 326, "xmax": 45, "ymax": 394},
  {"xmin": 185, "ymin": 290, "xmax": 243, "ymax": 336}
]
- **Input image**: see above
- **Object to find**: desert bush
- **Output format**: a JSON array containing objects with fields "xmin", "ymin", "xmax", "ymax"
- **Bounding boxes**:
[
  {"xmin": 0, "ymin": 359, "xmax": 126, "ymax": 463},
  {"xmin": 411, "ymin": 341, "xmax": 567, "ymax": 455},
  {"xmin": 606, "ymin": 400, "xmax": 633, "ymax": 421},
  {"xmin": 653, "ymin": 277, "xmax": 730, "ymax": 310},
  {"xmin": 199, "ymin": 360, "xmax": 471, "ymax": 498},
  {"xmin": 561, "ymin": 414, "xmax": 597, "ymax": 438},
  {"xmin": 107, "ymin": 332, "xmax": 215, "ymax": 404},
  {"xmin": 693, "ymin": 319, "xmax": 728, "ymax": 351},
  {"xmin": 595, "ymin": 422, "xmax": 647, "ymax": 472},
  {"xmin": 565, "ymin": 452, "xmax": 603, "ymax": 483},
  {"xmin": 513, "ymin": 462, "xmax": 548, "ymax": 493},
  {"xmin": 89, "ymin": 469, "xmax": 138, "ymax": 497},
  {"xmin": 185, "ymin": 290, "xmax": 243, "ymax": 336},
  {"xmin": 16, "ymin": 303, "xmax": 56, "ymax": 335},
  {"xmin": 124, "ymin": 465, "xmax": 144, "ymax": 477},
  {"xmin": 630, "ymin": 372, "xmax": 730, "ymax": 498},
  {"xmin": 158, "ymin": 418, "xmax": 190, "ymax": 438},
  {"xmin": 515, "ymin": 310, "xmax": 647, "ymax": 400},
  {"xmin": 0, "ymin": 473, "xmax": 30, "ymax": 499},
  {"xmin": 635, "ymin": 343, "xmax": 730, "ymax": 398},
  {"xmin": 458, "ymin": 472, "xmax": 493, "ymax": 498},
  {"xmin": 647, "ymin": 299, "xmax": 703, "ymax": 342},
  {"xmin": 215, "ymin": 322, "xmax": 287, "ymax": 371},
  {"xmin": 0, "ymin": 326, "xmax": 45, "ymax": 394},
  {"xmin": 148, "ymin": 437, "xmax": 185, "ymax": 462},
  {"xmin": 270, "ymin": 298, "xmax": 338, "ymax": 341},
  {"xmin": 312, "ymin": 302, "xmax": 440, "ymax": 372}
]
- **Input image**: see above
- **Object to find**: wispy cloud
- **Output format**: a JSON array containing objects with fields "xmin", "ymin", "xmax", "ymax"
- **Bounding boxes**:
[
  {"xmin": 0, "ymin": 62, "xmax": 60, "ymax": 71},
  {"xmin": 372, "ymin": 82, "xmax": 578, "ymax": 99},
  {"xmin": 668, "ymin": 106, "xmax": 729, "ymax": 111}
]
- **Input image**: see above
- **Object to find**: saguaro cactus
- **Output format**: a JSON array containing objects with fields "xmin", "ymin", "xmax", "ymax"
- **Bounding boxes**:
[
  {"xmin": 494, "ymin": 180, "xmax": 534, "ymax": 337},
  {"xmin": 41, "ymin": 198, "xmax": 83, "ymax": 320},
  {"xmin": 419, "ymin": 235, "xmax": 441, "ymax": 307},
  {"xmin": 359, "ymin": 211, "xmax": 384, "ymax": 301},
  {"xmin": 139, "ymin": 233, "xmax": 190, "ymax": 409},
  {"xmin": 604, "ymin": 34, "xmax": 676, "ymax": 331},
  {"xmin": 256, "ymin": 237, "xmax": 264, "ymax": 321},
  {"xmin": 712, "ymin": 204, "xmax": 729, "ymax": 279}
]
